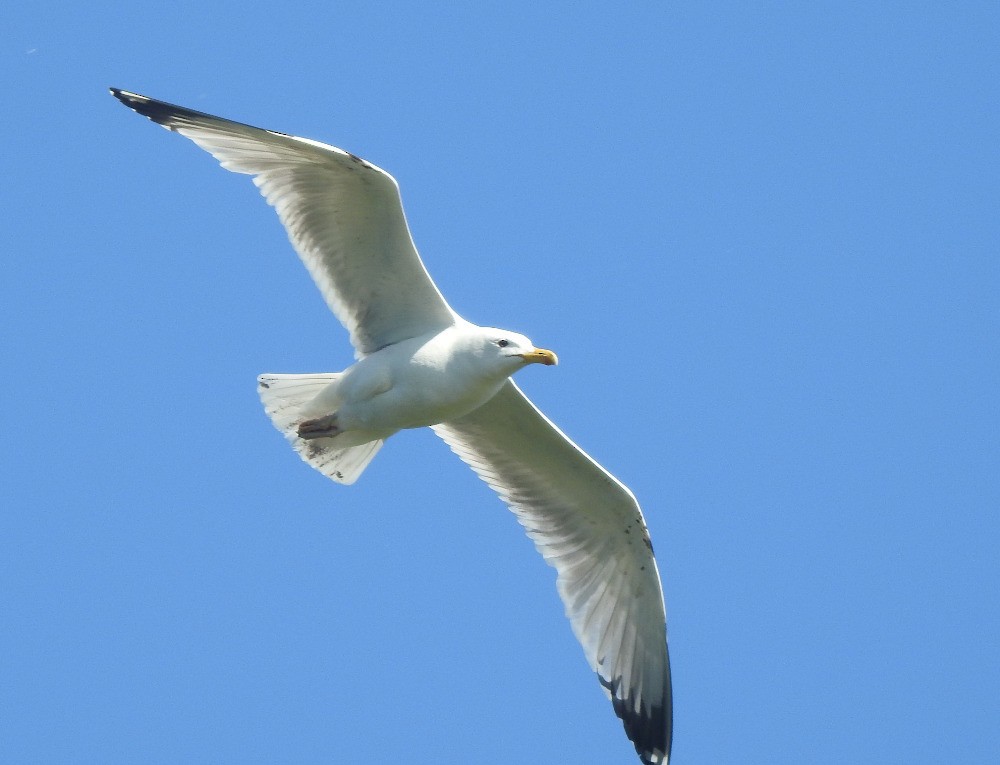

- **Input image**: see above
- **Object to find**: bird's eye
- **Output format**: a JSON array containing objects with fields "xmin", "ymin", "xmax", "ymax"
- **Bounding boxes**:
[{"xmin": 497, "ymin": 339, "xmax": 510, "ymax": 348}]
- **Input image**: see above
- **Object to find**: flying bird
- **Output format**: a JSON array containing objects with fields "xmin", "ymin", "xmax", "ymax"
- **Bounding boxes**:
[{"xmin": 111, "ymin": 88, "xmax": 673, "ymax": 764}]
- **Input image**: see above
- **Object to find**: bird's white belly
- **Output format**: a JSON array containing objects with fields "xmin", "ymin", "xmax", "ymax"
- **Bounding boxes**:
[{"xmin": 334, "ymin": 330, "xmax": 508, "ymax": 433}]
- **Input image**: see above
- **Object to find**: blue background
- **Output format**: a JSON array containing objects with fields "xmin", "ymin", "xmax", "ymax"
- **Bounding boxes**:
[{"xmin": 4, "ymin": 3, "xmax": 998, "ymax": 763}]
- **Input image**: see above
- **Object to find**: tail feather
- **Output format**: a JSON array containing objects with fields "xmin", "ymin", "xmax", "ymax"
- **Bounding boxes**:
[{"xmin": 257, "ymin": 373, "xmax": 383, "ymax": 485}]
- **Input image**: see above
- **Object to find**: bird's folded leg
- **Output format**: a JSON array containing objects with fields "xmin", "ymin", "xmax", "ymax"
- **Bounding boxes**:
[{"xmin": 297, "ymin": 413, "xmax": 341, "ymax": 440}]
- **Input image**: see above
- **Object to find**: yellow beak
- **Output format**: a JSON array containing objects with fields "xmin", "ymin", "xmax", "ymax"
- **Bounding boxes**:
[{"xmin": 519, "ymin": 347, "xmax": 559, "ymax": 366}]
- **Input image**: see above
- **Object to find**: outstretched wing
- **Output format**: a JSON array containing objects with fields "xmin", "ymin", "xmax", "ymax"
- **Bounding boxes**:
[
  {"xmin": 111, "ymin": 88, "xmax": 458, "ymax": 356},
  {"xmin": 433, "ymin": 381, "xmax": 672, "ymax": 765}
]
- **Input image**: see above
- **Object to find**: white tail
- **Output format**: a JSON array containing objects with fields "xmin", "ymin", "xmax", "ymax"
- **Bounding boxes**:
[{"xmin": 257, "ymin": 373, "xmax": 383, "ymax": 485}]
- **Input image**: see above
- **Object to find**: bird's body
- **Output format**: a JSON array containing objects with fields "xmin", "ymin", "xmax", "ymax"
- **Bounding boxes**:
[
  {"xmin": 296, "ymin": 323, "xmax": 552, "ymax": 438},
  {"xmin": 112, "ymin": 88, "xmax": 673, "ymax": 764}
]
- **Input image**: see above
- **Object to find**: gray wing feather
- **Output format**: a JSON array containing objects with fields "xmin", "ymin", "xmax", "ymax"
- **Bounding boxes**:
[
  {"xmin": 112, "ymin": 89, "xmax": 457, "ymax": 356},
  {"xmin": 433, "ymin": 381, "xmax": 672, "ymax": 764}
]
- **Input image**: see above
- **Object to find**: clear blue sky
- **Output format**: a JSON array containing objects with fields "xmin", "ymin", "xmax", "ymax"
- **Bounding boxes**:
[{"xmin": 3, "ymin": 3, "xmax": 998, "ymax": 763}]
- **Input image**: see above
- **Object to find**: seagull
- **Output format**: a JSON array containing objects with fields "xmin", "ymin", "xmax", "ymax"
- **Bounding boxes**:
[{"xmin": 111, "ymin": 88, "xmax": 673, "ymax": 764}]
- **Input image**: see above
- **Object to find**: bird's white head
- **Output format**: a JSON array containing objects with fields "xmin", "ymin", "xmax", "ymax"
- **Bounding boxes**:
[{"xmin": 466, "ymin": 326, "xmax": 559, "ymax": 376}]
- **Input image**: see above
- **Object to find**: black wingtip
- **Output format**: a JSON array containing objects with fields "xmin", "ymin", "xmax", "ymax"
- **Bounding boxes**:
[
  {"xmin": 109, "ymin": 87, "xmax": 190, "ymax": 128},
  {"xmin": 109, "ymin": 87, "xmax": 275, "ymax": 138},
  {"xmin": 109, "ymin": 87, "xmax": 144, "ymax": 108},
  {"xmin": 600, "ymin": 670, "xmax": 673, "ymax": 764}
]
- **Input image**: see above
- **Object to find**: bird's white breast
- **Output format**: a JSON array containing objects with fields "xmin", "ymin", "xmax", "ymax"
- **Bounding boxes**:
[{"xmin": 335, "ymin": 325, "xmax": 512, "ymax": 433}]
